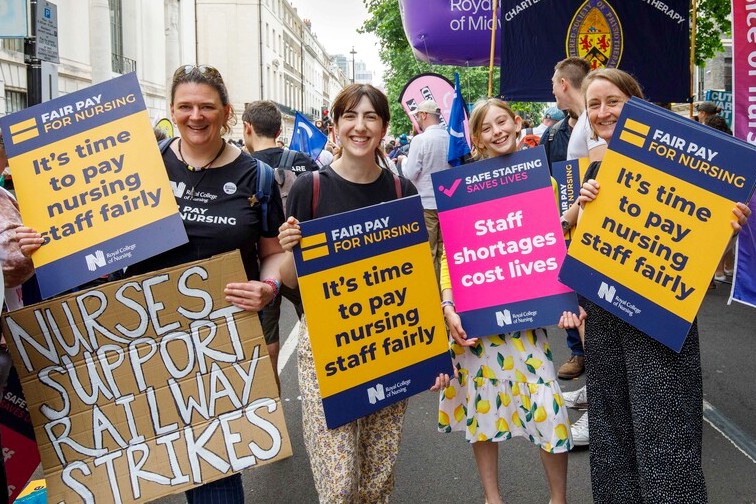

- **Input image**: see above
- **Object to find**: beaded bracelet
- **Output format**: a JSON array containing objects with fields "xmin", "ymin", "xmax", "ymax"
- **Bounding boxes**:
[{"xmin": 263, "ymin": 278, "xmax": 281, "ymax": 305}]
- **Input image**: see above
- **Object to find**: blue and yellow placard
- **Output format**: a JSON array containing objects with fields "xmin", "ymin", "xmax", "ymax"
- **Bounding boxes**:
[
  {"xmin": 552, "ymin": 158, "xmax": 589, "ymax": 217},
  {"xmin": 560, "ymin": 98, "xmax": 756, "ymax": 351},
  {"xmin": 294, "ymin": 195, "xmax": 452, "ymax": 428},
  {"xmin": 552, "ymin": 157, "xmax": 590, "ymax": 245},
  {"xmin": 0, "ymin": 73, "xmax": 187, "ymax": 298}
]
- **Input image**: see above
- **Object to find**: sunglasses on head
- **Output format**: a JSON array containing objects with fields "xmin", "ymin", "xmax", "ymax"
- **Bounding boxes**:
[{"xmin": 173, "ymin": 64, "xmax": 222, "ymax": 80}]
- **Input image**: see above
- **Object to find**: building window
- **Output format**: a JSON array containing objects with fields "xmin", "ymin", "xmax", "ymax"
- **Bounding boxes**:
[
  {"xmin": 109, "ymin": 0, "xmax": 123, "ymax": 59},
  {"xmin": 107, "ymin": 0, "xmax": 135, "ymax": 73},
  {"xmin": 5, "ymin": 89, "xmax": 27, "ymax": 114},
  {"xmin": 724, "ymin": 57, "xmax": 732, "ymax": 92},
  {"xmin": 697, "ymin": 67, "xmax": 705, "ymax": 101},
  {"xmin": 1, "ymin": 39, "xmax": 24, "ymax": 53}
]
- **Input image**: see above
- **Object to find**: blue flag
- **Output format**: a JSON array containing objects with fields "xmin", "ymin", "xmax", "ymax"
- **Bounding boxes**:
[
  {"xmin": 447, "ymin": 72, "xmax": 470, "ymax": 167},
  {"xmin": 290, "ymin": 112, "xmax": 327, "ymax": 162}
]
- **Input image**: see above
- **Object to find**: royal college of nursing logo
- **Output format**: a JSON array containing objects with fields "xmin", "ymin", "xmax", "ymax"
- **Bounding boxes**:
[{"xmin": 566, "ymin": 0, "xmax": 623, "ymax": 70}]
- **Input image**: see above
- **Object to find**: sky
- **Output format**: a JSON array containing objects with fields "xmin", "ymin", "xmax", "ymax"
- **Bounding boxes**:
[{"xmin": 290, "ymin": 0, "xmax": 385, "ymax": 85}]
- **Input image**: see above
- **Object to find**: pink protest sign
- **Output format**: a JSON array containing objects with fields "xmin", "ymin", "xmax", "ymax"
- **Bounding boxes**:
[{"xmin": 432, "ymin": 147, "xmax": 577, "ymax": 337}]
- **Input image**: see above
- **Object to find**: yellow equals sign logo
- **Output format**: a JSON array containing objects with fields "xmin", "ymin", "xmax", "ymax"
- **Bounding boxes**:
[
  {"xmin": 301, "ymin": 232, "xmax": 329, "ymax": 261},
  {"xmin": 619, "ymin": 118, "xmax": 650, "ymax": 148},
  {"xmin": 8, "ymin": 117, "xmax": 40, "ymax": 144}
]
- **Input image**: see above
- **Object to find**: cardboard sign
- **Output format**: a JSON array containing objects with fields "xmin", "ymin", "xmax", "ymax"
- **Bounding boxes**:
[
  {"xmin": 560, "ymin": 98, "xmax": 756, "ymax": 351},
  {"xmin": 294, "ymin": 196, "xmax": 452, "ymax": 428},
  {"xmin": 432, "ymin": 148, "xmax": 577, "ymax": 337},
  {"xmin": 1, "ymin": 251, "xmax": 291, "ymax": 503},
  {"xmin": 0, "ymin": 73, "xmax": 187, "ymax": 299}
]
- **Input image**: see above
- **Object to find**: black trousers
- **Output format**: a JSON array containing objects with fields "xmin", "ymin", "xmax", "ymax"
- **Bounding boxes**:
[{"xmin": 584, "ymin": 301, "xmax": 707, "ymax": 504}]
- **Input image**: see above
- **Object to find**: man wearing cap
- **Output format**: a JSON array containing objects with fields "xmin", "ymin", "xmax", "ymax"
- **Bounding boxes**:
[
  {"xmin": 695, "ymin": 101, "xmax": 721, "ymax": 123},
  {"xmin": 402, "ymin": 100, "xmax": 453, "ymax": 280},
  {"xmin": 532, "ymin": 106, "xmax": 566, "ymax": 137}
]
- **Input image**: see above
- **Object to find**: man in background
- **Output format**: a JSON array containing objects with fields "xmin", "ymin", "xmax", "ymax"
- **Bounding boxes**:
[
  {"xmin": 532, "ymin": 106, "xmax": 565, "ymax": 138},
  {"xmin": 242, "ymin": 101, "xmax": 317, "ymax": 390},
  {"xmin": 695, "ymin": 101, "xmax": 722, "ymax": 124},
  {"xmin": 401, "ymin": 100, "xmax": 453, "ymax": 280},
  {"xmin": 552, "ymin": 57, "xmax": 607, "ymax": 162}
]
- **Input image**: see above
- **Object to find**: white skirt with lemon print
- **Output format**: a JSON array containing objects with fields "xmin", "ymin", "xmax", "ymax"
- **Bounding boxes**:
[{"xmin": 438, "ymin": 329, "xmax": 573, "ymax": 453}]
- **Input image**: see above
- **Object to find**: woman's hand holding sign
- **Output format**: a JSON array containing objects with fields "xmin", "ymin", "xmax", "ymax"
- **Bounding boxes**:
[
  {"xmin": 731, "ymin": 202, "xmax": 751, "ymax": 234},
  {"xmin": 278, "ymin": 217, "xmax": 301, "ymax": 289},
  {"xmin": 441, "ymin": 297, "xmax": 478, "ymax": 348},
  {"xmin": 15, "ymin": 226, "xmax": 44, "ymax": 257},
  {"xmin": 577, "ymin": 179, "xmax": 600, "ymax": 209},
  {"xmin": 278, "ymin": 217, "xmax": 301, "ymax": 251},
  {"xmin": 558, "ymin": 306, "xmax": 587, "ymax": 345},
  {"xmin": 224, "ymin": 280, "xmax": 276, "ymax": 312}
]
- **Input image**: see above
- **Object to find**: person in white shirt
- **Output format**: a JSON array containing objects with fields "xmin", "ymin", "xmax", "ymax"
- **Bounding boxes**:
[
  {"xmin": 401, "ymin": 100, "xmax": 453, "ymax": 280},
  {"xmin": 551, "ymin": 57, "xmax": 607, "ymax": 162}
]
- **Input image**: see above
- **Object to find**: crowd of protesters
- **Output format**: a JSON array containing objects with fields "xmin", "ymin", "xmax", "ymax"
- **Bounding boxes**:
[{"xmin": 0, "ymin": 56, "xmax": 750, "ymax": 504}]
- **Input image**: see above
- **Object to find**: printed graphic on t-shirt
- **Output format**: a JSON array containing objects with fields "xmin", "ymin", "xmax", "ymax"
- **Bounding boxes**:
[{"xmin": 179, "ymin": 203, "xmax": 239, "ymax": 226}]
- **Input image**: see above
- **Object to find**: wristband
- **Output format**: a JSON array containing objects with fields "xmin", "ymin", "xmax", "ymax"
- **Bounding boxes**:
[
  {"xmin": 441, "ymin": 300, "xmax": 455, "ymax": 311},
  {"xmin": 263, "ymin": 278, "xmax": 281, "ymax": 305}
]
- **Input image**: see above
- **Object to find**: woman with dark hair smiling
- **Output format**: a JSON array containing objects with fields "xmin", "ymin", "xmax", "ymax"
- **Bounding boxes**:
[{"xmin": 277, "ymin": 84, "xmax": 449, "ymax": 503}]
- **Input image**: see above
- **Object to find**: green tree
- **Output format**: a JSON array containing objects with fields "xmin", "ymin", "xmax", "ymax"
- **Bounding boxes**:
[
  {"xmin": 694, "ymin": 0, "xmax": 731, "ymax": 67},
  {"xmin": 361, "ymin": 0, "xmax": 545, "ymax": 136}
]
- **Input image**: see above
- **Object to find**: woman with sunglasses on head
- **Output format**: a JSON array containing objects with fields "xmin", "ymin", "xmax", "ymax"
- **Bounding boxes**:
[
  {"xmin": 133, "ymin": 64, "xmax": 285, "ymax": 501},
  {"xmin": 277, "ymin": 84, "xmax": 450, "ymax": 503},
  {"xmin": 559, "ymin": 68, "xmax": 751, "ymax": 503},
  {"xmin": 435, "ymin": 98, "xmax": 571, "ymax": 504},
  {"xmin": 15, "ymin": 65, "xmax": 286, "ymax": 501}
]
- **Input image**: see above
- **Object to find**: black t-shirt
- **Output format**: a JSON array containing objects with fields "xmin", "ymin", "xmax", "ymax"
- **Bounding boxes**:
[
  {"xmin": 251, "ymin": 147, "xmax": 318, "ymax": 175},
  {"xmin": 128, "ymin": 149, "xmax": 285, "ymax": 280},
  {"xmin": 287, "ymin": 165, "xmax": 418, "ymax": 222}
]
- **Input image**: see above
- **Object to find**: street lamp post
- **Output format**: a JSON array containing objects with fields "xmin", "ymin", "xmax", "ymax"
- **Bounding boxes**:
[{"xmin": 350, "ymin": 46, "xmax": 356, "ymax": 84}]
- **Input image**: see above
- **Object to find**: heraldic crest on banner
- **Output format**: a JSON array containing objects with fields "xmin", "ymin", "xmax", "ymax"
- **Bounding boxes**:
[{"xmin": 567, "ymin": 0, "xmax": 623, "ymax": 70}]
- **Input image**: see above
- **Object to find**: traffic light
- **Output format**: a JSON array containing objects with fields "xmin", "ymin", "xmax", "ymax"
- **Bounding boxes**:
[{"xmin": 320, "ymin": 108, "xmax": 332, "ymax": 133}]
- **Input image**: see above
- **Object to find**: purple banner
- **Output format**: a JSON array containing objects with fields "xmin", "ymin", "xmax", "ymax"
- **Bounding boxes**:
[
  {"xmin": 730, "ymin": 0, "xmax": 756, "ymax": 307},
  {"xmin": 399, "ymin": 0, "xmax": 501, "ymax": 66},
  {"xmin": 732, "ymin": 0, "xmax": 756, "ymax": 143},
  {"xmin": 730, "ymin": 198, "xmax": 756, "ymax": 308}
]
